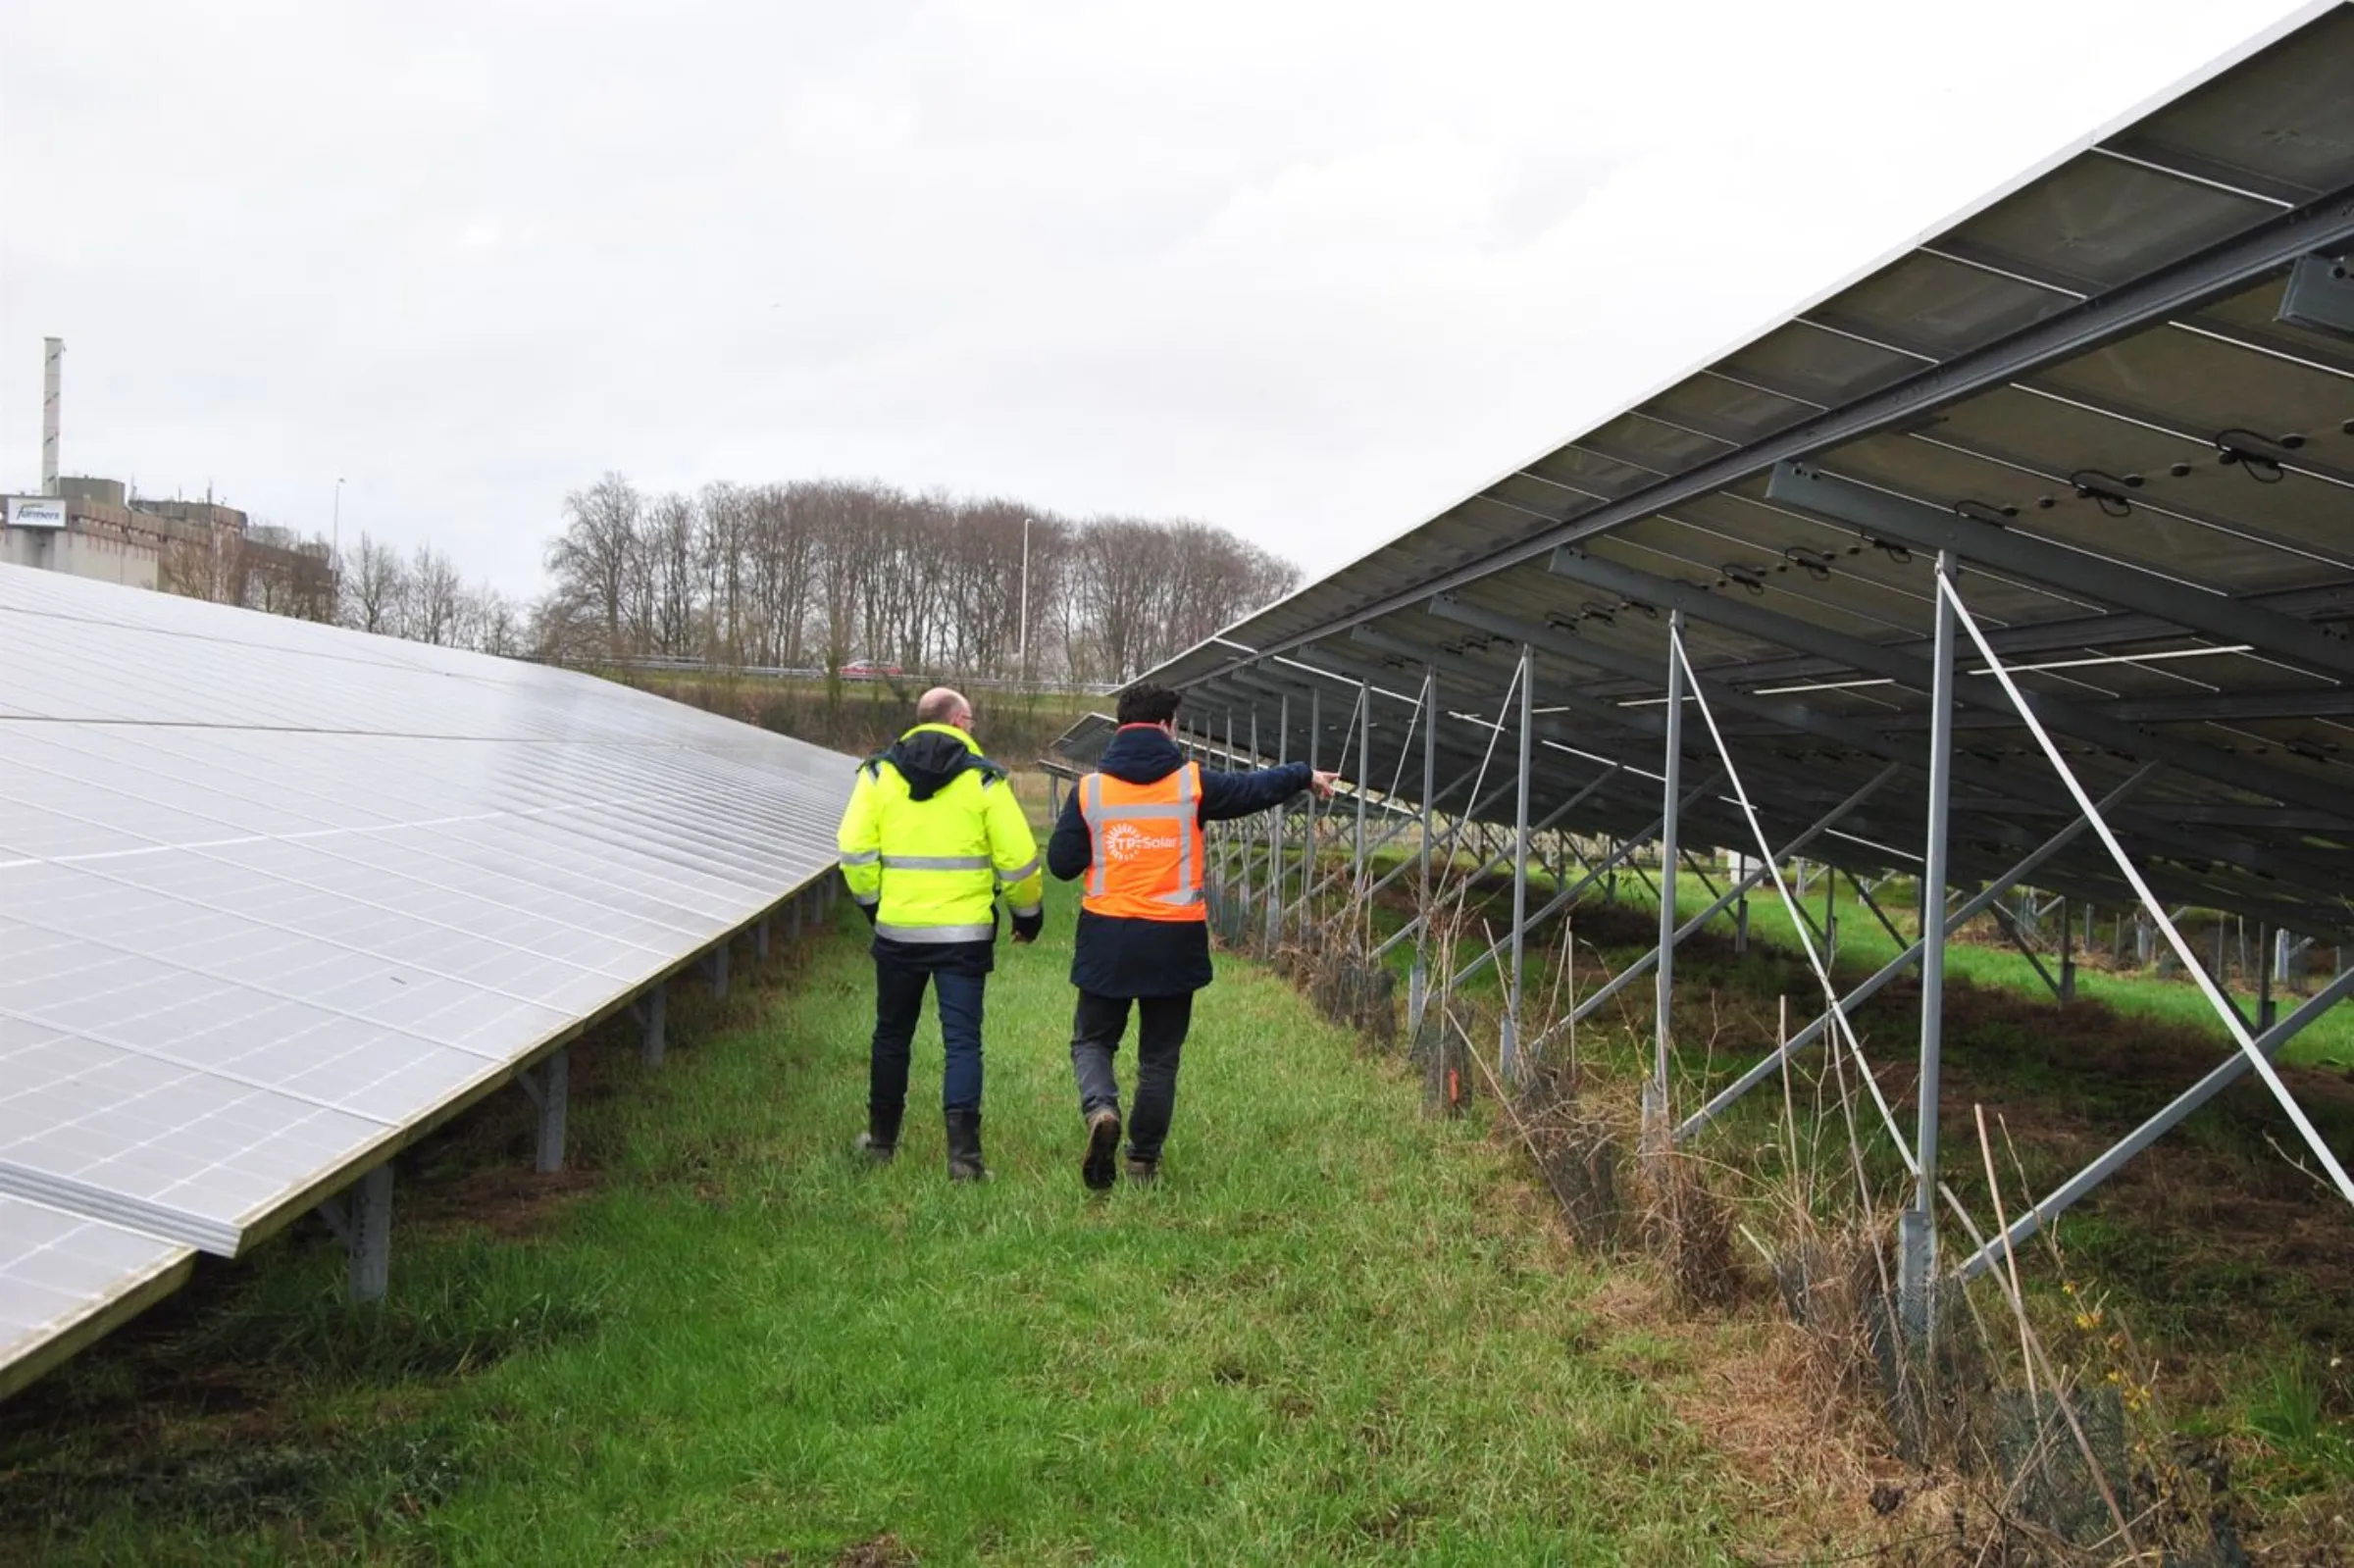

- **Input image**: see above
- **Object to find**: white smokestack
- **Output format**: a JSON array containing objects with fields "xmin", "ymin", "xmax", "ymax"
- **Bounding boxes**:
[{"xmin": 41, "ymin": 337, "xmax": 63, "ymax": 496}]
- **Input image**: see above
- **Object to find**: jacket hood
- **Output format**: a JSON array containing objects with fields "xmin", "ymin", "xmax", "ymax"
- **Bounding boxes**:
[
  {"xmin": 883, "ymin": 723, "xmax": 988, "ymax": 802},
  {"xmin": 1096, "ymin": 724, "xmax": 1186, "ymax": 785}
]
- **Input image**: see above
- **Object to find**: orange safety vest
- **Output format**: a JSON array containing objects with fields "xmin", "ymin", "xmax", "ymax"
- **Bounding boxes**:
[{"xmin": 1079, "ymin": 763, "xmax": 1207, "ymax": 923}]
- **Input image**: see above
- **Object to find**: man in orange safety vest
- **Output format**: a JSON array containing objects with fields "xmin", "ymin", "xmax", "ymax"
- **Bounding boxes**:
[{"xmin": 1046, "ymin": 683, "xmax": 1335, "ymax": 1190}]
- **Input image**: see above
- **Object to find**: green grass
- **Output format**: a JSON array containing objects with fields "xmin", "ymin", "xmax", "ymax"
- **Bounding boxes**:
[{"xmin": 0, "ymin": 882, "xmax": 1752, "ymax": 1567}]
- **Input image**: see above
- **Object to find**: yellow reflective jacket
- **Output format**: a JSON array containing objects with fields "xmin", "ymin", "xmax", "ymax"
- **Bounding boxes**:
[{"xmin": 836, "ymin": 723, "xmax": 1043, "ymax": 947}]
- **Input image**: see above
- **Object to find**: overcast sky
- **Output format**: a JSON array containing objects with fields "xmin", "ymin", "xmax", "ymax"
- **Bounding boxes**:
[{"xmin": 0, "ymin": 0, "xmax": 2313, "ymax": 599}]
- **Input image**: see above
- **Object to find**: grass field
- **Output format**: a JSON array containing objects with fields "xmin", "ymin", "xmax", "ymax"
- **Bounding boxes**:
[
  {"xmin": 0, "ymin": 881, "xmax": 1782, "ymax": 1566},
  {"xmin": 7, "ymin": 796, "xmax": 2349, "ymax": 1564}
]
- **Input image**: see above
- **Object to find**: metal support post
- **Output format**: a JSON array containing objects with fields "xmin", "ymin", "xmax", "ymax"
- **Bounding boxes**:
[
  {"xmin": 1355, "ymin": 683, "xmax": 1371, "ymax": 907},
  {"xmin": 1304, "ymin": 686, "xmax": 1321, "ymax": 941},
  {"xmin": 1410, "ymin": 667, "xmax": 1436, "ymax": 1037},
  {"xmin": 1242, "ymin": 709, "xmax": 1260, "ymax": 911},
  {"xmin": 709, "ymin": 938, "xmax": 731, "ymax": 997},
  {"xmin": 517, "ymin": 1049, "xmax": 570, "ymax": 1173},
  {"xmin": 1221, "ymin": 708, "xmax": 1239, "ymax": 893},
  {"xmin": 1648, "ymin": 613, "xmax": 1685, "ymax": 1150},
  {"xmin": 1735, "ymin": 897, "xmax": 1749, "ymax": 955},
  {"xmin": 637, "ymin": 984, "xmax": 668, "ymax": 1067},
  {"xmin": 1504, "ymin": 648, "xmax": 1533, "ymax": 1081},
  {"xmin": 790, "ymin": 897, "xmax": 803, "ymax": 943},
  {"xmin": 1814, "ymin": 866, "xmax": 1830, "ymax": 966},
  {"xmin": 1267, "ymin": 692, "xmax": 1289, "ymax": 948},
  {"xmin": 2259, "ymin": 921, "xmax": 2276, "ymax": 1031},
  {"xmin": 756, "ymin": 914, "xmax": 772, "ymax": 961},
  {"xmin": 2059, "ymin": 897, "xmax": 2075, "ymax": 1001},
  {"xmin": 1902, "ymin": 550, "xmax": 1960, "ymax": 1337},
  {"xmin": 1961, "ymin": 964, "xmax": 2354, "ymax": 1278},
  {"xmin": 322, "ymin": 1163, "xmax": 394, "ymax": 1303}
]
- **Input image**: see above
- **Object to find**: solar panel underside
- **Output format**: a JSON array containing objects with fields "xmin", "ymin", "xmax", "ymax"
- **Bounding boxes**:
[
  {"xmin": 1120, "ymin": 2, "xmax": 2354, "ymax": 945},
  {"xmin": 0, "ymin": 565, "xmax": 855, "ymax": 1388}
]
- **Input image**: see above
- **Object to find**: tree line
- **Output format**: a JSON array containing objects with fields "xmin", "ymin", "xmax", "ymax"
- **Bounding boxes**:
[
  {"xmin": 160, "ymin": 524, "xmax": 529, "ymax": 656},
  {"xmin": 151, "ymin": 475, "xmax": 1299, "ymax": 687},
  {"xmin": 536, "ymin": 474, "xmax": 1300, "ymax": 686}
]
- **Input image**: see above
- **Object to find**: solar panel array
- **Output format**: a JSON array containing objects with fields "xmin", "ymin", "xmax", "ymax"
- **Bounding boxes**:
[
  {"xmin": 1115, "ymin": 2, "xmax": 2354, "ymax": 945},
  {"xmin": 0, "ymin": 565, "xmax": 854, "ymax": 1395}
]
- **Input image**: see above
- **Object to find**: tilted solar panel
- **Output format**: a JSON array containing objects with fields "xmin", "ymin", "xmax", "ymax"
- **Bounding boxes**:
[
  {"xmin": 0, "ymin": 564, "xmax": 855, "ymax": 1391},
  {"xmin": 1123, "ymin": 2, "xmax": 2354, "ymax": 945},
  {"xmin": 0, "ymin": 1193, "xmax": 192, "ymax": 1401}
]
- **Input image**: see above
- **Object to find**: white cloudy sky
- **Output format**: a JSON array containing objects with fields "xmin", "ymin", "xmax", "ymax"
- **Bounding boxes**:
[{"xmin": 0, "ymin": 0, "xmax": 2314, "ymax": 598}]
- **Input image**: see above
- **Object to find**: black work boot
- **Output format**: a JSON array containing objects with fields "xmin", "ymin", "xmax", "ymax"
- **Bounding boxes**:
[
  {"xmin": 1081, "ymin": 1108, "xmax": 1122, "ymax": 1192},
  {"xmin": 1123, "ymin": 1156, "xmax": 1158, "ymax": 1188},
  {"xmin": 945, "ymin": 1108, "xmax": 990, "ymax": 1183},
  {"xmin": 853, "ymin": 1105, "xmax": 901, "ymax": 1166}
]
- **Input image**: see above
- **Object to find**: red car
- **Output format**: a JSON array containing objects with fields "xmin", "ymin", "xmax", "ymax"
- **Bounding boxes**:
[{"xmin": 838, "ymin": 658, "xmax": 902, "ymax": 680}]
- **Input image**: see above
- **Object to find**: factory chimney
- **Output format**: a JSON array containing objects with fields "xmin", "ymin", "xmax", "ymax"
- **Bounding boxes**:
[{"xmin": 41, "ymin": 337, "xmax": 63, "ymax": 495}]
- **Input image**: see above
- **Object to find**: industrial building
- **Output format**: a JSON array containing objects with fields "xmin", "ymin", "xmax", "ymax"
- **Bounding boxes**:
[{"xmin": 2, "ymin": 338, "xmax": 332, "ymax": 614}]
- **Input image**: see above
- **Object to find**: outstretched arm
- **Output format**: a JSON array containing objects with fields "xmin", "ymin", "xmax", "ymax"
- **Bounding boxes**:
[{"xmin": 1199, "ymin": 762, "xmax": 1326, "ymax": 823}]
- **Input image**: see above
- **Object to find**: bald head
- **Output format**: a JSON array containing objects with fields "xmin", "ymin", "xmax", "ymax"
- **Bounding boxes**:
[{"xmin": 915, "ymin": 687, "xmax": 972, "ymax": 729}]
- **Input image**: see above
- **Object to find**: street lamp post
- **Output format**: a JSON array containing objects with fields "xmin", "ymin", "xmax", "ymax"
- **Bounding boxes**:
[
  {"xmin": 1017, "ymin": 516, "xmax": 1033, "ymax": 687},
  {"xmin": 333, "ymin": 477, "xmax": 345, "ymax": 559}
]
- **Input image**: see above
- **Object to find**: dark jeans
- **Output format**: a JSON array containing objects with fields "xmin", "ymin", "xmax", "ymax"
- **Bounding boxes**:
[
  {"xmin": 871, "ymin": 962, "xmax": 987, "ymax": 1116},
  {"xmin": 1070, "ymin": 989, "xmax": 1194, "ymax": 1164}
]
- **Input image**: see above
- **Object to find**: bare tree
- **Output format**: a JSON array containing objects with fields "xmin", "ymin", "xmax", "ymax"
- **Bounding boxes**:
[
  {"xmin": 343, "ymin": 533, "xmax": 406, "ymax": 636},
  {"xmin": 546, "ymin": 472, "xmax": 642, "ymax": 654},
  {"xmin": 410, "ymin": 544, "xmax": 465, "ymax": 646},
  {"xmin": 474, "ymin": 587, "xmax": 520, "ymax": 657},
  {"xmin": 645, "ymin": 491, "xmax": 701, "ymax": 658}
]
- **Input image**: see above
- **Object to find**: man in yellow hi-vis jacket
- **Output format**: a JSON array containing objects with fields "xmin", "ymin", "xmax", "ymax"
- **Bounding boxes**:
[{"xmin": 837, "ymin": 686, "xmax": 1044, "ymax": 1181}]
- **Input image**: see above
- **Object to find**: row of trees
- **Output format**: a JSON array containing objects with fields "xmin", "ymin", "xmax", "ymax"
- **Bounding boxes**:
[
  {"xmin": 338, "ymin": 534, "xmax": 526, "ymax": 655},
  {"xmin": 160, "ymin": 524, "xmax": 528, "ymax": 656},
  {"xmin": 537, "ymin": 475, "xmax": 1300, "ymax": 685},
  {"xmin": 153, "ymin": 475, "xmax": 1301, "ymax": 687}
]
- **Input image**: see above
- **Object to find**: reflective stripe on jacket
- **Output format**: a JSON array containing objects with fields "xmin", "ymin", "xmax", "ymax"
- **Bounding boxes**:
[
  {"xmin": 835, "ymin": 724, "xmax": 1044, "ymax": 944},
  {"xmin": 1077, "ymin": 762, "xmax": 1206, "ymax": 924}
]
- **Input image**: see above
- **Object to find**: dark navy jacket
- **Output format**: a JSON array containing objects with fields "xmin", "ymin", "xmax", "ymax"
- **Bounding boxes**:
[{"xmin": 1047, "ymin": 724, "xmax": 1311, "ymax": 997}]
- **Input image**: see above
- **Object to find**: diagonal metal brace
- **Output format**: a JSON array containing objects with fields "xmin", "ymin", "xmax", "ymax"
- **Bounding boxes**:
[
  {"xmin": 1960, "ymin": 963, "xmax": 2354, "ymax": 1278},
  {"xmin": 1677, "ymin": 762, "xmax": 2161, "ymax": 1142}
]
